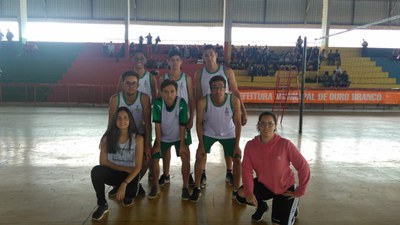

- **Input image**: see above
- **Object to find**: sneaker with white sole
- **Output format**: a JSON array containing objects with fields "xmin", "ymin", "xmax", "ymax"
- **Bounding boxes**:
[{"xmin": 92, "ymin": 204, "xmax": 109, "ymax": 221}]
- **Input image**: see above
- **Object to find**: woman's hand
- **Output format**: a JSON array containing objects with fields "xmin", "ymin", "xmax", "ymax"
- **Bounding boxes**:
[
  {"xmin": 116, "ymin": 183, "xmax": 127, "ymax": 200},
  {"xmin": 282, "ymin": 190, "xmax": 298, "ymax": 199}
]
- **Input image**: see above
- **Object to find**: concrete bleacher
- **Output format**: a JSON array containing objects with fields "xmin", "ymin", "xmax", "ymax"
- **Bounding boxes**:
[{"xmin": 235, "ymin": 47, "xmax": 400, "ymax": 89}]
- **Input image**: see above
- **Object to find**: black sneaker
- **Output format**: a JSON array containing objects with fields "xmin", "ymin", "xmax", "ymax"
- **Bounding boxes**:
[
  {"xmin": 188, "ymin": 173, "xmax": 195, "ymax": 187},
  {"xmin": 236, "ymin": 193, "xmax": 247, "ymax": 206},
  {"xmin": 232, "ymin": 189, "xmax": 238, "ymax": 199},
  {"xmin": 158, "ymin": 174, "xmax": 170, "ymax": 187},
  {"xmin": 122, "ymin": 197, "xmax": 133, "ymax": 207},
  {"xmin": 108, "ymin": 186, "xmax": 118, "ymax": 199},
  {"xmin": 200, "ymin": 172, "xmax": 207, "ymax": 189},
  {"xmin": 181, "ymin": 187, "xmax": 190, "ymax": 201},
  {"xmin": 92, "ymin": 204, "xmax": 109, "ymax": 221},
  {"xmin": 225, "ymin": 171, "xmax": 234, "ymax": 186},
  {"xmin": 137, "ymin": 184, "xmax": 146, "ymax": 197},
  {"xmin": 190, "ymin": 187, "xmax": 201, "ymax": 202},
  {"xmin": 251, "ymin": 201, "xmax": 268, "ymax": 222},
  {"xmin": 148, "ymin": 186, "xmax": 160, "ymax": 199}
]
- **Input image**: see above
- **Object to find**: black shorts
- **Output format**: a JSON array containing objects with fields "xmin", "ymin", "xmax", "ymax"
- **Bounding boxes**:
[{"xmin": 253, "ymin": 178, "xmax": 299, "ymax": 225}]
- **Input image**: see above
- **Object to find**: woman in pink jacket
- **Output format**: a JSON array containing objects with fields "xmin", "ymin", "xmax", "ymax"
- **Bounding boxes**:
[{"xmin": 236, "ymin": 111, "xmax": 310, "ymax": 224}]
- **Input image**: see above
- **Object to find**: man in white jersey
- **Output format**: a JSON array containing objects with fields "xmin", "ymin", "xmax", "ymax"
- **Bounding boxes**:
[
  {"xmin": 132, "ymin": 50, "xmax": 158, "ymax": 101},
  {"xmin": 194, "ymin": 44, "xmax": 247, "ymax": 187},
  {"xmin": 157, "ymin": 50, "xmax": 195, "ymax": 187},
  {"xmin": 108, "ymin": 71, "xmax": 151, "ymax": 196},
  {"xmin": 149, "ymin": 79, "xmax": 191, "ymax": 200},
  {"xmin": 190, "ymin": 75, "xmax": 242, "ymax": 202},
  {"xmin": 132, "ymin": 49, "xmax": 158, "ymax": 181}
]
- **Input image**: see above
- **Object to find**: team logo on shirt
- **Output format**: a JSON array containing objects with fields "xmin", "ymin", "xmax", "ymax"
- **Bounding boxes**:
[{"xmin": 224, "ymin": 107, "xmax": 230, "ymax": 116}]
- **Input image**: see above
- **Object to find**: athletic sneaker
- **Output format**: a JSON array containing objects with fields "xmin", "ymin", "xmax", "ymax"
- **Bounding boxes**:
[
  {"xmin": 235, "ymin": 193, "xmax": 247, "ymax": 206},
  {"xmin": 232, "ymin": 189, "xmax": 238, "ymax": 199},
  {"xmin": 188, "ymin": 173, "xmax": 195, "ymax": 187},
  {"xmin": 158, "ymin": 174, "xmax": 170, "ymax": 186},
  {"xmin": 137, "ymin": 184, "xmax": 146, "ymax": 197},
  {"xmin": 226, "ymin": 170, "xmax": 234, "ymax": 186},
  {"xmin": 200, "ymin": 172, "xmax": 207, "ymax": 189},
  {"xmin": 108, "ymin": 186, "xmax": 118, "ymax": 198},
  {"xmin": 181, "ymin": 187, "xmax": 190, "ymax": 201},
  {"xmin": 190, "ymin": 187, "xmax": 201, "ymax": 202},
  {"xmin": 148, "ymin": 186, "xmax": 160, "ymax": 199},
  {"xmin": 122, "ymin": 197, "xmax": 133, "ymax": 207},
  {"xmin": 251, "ymin": 201, "xmax": 269, "ymax": 222},
  {"xmin": 92, "ymin": 204, "xmax": 109, "ymax": 221}
]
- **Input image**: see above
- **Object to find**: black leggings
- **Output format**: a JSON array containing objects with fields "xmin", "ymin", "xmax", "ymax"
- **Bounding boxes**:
[
  {"xmin": 253, "ymin": 178, "xmax": 299, "ymax": 225},
  {"xmin": 91, "ymin": 165, "xmax": 140, "ymax": 205}
]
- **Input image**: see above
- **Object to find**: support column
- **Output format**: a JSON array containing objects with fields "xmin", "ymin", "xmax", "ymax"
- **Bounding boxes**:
[
  {"xmin": 19, "ymin": 0, "xmax": 28, "ymax": 44},
  {"xmin": 223, "ymin": 0, "xmax": 233, "ymax": 65},
  {"xmin": 124, "ymin": 0, "xmax": 130, "ymax": 58},
  {"xmin": 321, "ymin": 0, "xmax": 330, "ymax": 49}
]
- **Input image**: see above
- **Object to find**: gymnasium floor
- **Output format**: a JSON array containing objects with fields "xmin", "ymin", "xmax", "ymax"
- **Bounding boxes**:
[{"xmin": 0, "ymin": 106, "xmax": 399, "ymax": 225}]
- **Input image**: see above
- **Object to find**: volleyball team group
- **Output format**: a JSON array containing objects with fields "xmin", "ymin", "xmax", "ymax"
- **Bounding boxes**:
[{"xmin": 90, "ymin": 45, "xmax": 311, "ymax": 225}]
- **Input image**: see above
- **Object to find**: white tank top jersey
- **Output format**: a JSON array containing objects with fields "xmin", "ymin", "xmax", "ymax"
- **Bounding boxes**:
[
  {"xmin": 118, "ymin": 91, "xmax": 145, "ymax": 134},
  {"xmin": 163, "ymin": 73, "xmax": 189, "ymax": 104},
  {"xmin": 107, "ymin": 134, "xmax": 136, "ymax": 167},
  {"xmin": 200, "ymin": 65, "xmax": 230, "ymax": 96},
  {"xmin": 203, "ymin": 93, "xmax": 235, "ymax": 139},
  {"xmin": 137, "ymin": 71, "xmax": 153, "ymax": 102},
  {"xmin": 160, "ymin": 97, "xmax": 185, "ymax": 142}
]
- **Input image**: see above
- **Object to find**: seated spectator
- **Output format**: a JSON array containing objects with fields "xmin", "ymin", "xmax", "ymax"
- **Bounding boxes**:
[
  {"xmin": 338, "ymin": 70, "xmax": 351, "ymax": 87},
  {"xmin": 115, "ymin": 43, "xmax": 125, "ymax": 62},
  {"xmin": 392, "ymin": 49, "xmax": 400, "ymax": 62},
  {"xmin": 322, "ymin": 71, "xmax": 334, "ymax": 87}
]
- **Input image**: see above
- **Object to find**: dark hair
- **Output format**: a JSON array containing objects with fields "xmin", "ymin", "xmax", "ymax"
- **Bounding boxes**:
[
  {"xmin": 102, "ymin": 107, "xmax": 137, "ymax": 154},
  {"xmin": 203, "ymin": 44, "xmax": 216, "ymax": 52},
  {"xmin": 161, "ymin": 79, "xmax": 178, "ymax": 91},
  {"xmin": 257, "ymin": 111, "xmax": 277, "ymax": 132},
  {"xmin": 120, "ymin": 70, "xmax": 139, "ymax": 82},
  {"xmin": 168, "ymin": 50, "xmax": 182, "ymax": 59},
  {"xmin": 209, "ymin": 75, "xmax": 226, "ymax": 88},
  {"xmin": 133, "ymin": 49, "xmax": 147, "ymax": 58}
]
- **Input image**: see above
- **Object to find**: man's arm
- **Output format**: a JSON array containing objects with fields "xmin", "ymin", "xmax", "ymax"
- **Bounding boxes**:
[
  {"xmin": 232, "ymin": 95, "xmax": 242, "ymax": 157},
  {"xmin": 196, "ymin": 97, "xmax": 206, "ymax": 149},
  {"xmin": 226, "ymin": 67, "xmax": 247, "ymax": 126},
  {"xmin": 193, "ymin": 69, "xmax": 203, "ymax": 104},
  {"xmin": 186, "ymin": 75, "xmax": 195, "ymax": 129},
  {"xmin": 108, "ymin": 94, "xmax": 118, "ymax": 126},
  {"xmin": 150, "ymin": 75, "xmax": 158, "ymax": 100},
  {"xmin": 141, "ymin": 94, "xmax": 152, "ymax": 158}
]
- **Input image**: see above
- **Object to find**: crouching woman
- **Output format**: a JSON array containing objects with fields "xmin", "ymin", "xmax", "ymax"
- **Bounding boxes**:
[{"xmin": 91, "ymin": 107, "xmax": 143, "ymax": 221}]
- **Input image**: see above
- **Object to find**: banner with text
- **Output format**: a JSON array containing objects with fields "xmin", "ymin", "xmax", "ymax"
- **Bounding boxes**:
[{"xmin": 240, "ymin": 89, "xmax": 400, "ymax": 104}]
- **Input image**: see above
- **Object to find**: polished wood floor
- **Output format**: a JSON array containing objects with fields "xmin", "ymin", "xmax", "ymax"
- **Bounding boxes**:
[{"xmin": 0, "ymin": 106, "xmax": 399, "ymax": 225}]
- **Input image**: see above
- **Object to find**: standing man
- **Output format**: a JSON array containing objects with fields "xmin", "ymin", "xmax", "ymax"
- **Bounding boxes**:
[
  {"xmin": 132, "ymin": 50, "xmax": 158, "ymax": 101},
  {"xmin": 132, "ymin": 50, "xmax": 158, "ymax": 181},
  {"xmin": 361, "ymin": 39, "xmax": 368, "ymax": 57},
  {"xmin": 149, "ymin": 79, "xmax": 192, "ymax": 200},
  {"xmin": 108, "ymin": 71, "xmax": 152, "ymax": 196},
  {"xmin": 194, "ymin": 44, "xmax": 247, "ymax": 187},
  {"xmin": 190, "ymin": 76, "xmax": 242, "ymax": 202},
  {"xmin": 157, "ymin": 50, "xmax": 195, "ymax": 187}
]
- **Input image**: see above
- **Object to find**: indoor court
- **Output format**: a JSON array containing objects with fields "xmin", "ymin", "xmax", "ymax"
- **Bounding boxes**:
[{"xmin": 0, "ymin": 106, "xmax": 399, "ymax": 225}]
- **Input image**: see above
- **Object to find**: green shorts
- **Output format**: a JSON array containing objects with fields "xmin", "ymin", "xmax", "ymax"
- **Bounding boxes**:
[
  {"xmin": 152, "ymin": 130, "xmax": 192, "ymax": 159},
  {"xmin": 202, "ymin": 135, "xmax": 239, "ymax": 158}
]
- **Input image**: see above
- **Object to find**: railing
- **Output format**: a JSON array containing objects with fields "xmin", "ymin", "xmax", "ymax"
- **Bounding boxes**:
[{"xmin": 0, "ymin": 83, "xmax": 118, "ymax": 105}]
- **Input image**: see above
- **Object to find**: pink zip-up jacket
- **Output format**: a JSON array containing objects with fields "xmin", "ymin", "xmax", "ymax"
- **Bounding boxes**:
[{"xmin": 242, "ymin": 134, "xmax": 310, "ymax": 197}]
